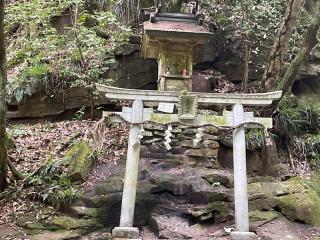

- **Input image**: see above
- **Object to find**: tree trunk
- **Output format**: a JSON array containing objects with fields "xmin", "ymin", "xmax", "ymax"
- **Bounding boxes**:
[
  {"xmin": 277, "ymin": 2, "xmax": 320, "ymax": 96},
  {"xmin": 241, "ymin": 0, "xmax": 250, "ymax": 93},
  {"xmin": 261, "ymin": 0, "xmax": 304, "ymax": 91},
  {"xmin": 0, "ymin": 0, "xmax": 7, "ymax": 191}
]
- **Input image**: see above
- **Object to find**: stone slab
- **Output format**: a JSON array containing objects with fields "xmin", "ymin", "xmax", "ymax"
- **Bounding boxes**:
[
  {"xmin": 230, "ymin": 231, "xmax": 258, "ymax": 240},
  {"xmin": 112, "ymin": 227, "xmax": 140, "ymax": 239}
]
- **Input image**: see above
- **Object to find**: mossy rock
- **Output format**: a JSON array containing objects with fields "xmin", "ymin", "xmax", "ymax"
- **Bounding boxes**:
[
  {"xmin": 24, "ymin": 222, "xmax": 49, "ymax": 235},
  {"xmin": 6, "ymin": 133, "xmax": 16, "ymax": 149},
  {"xmin": 67, "ymin": 206, "xmax": 99, "ymax": 219},
  {"xmin": 201, "ymin": 170, "xmax": 233, "ymax": 188},
  {"xmin": 249, "ymin": 210, "xmax": 280, "ymax": 223},
  {"xmin": 248, "ymin": 177, "xmax": 320, "ymax": 226},
  {"xmin": 277, "ymin": 191, "xmax": 320, "ymax": 226},
  {"xmin": 20, "ymin": 215, "xmax": 102, "ymax": 237},
  {"xmin": 49, "ymin": 215, "xmax": 102, "ymax": 230},
  {"xmin": 93, "ymin": 175, "xmax": 123, "ymax": 195},
  {"xmin": 65, "ymin": 140, "xmax": 95, "ymax": 183},
  {"xmin": 189, "ymin": 201, "xmax": 232, "ymax": 222},
  {"xmin": 30, "ymin": 229, "xmax": 84, "ymax": 240}
]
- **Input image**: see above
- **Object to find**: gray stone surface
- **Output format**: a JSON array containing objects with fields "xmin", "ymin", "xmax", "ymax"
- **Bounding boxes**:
[
  {"xmin": 230, "ymin": 231, "xmax": 258, "ymax": 240},
  {"xmin": 112, "ymin": 227, "xmax": 140, "ymax": 239}
]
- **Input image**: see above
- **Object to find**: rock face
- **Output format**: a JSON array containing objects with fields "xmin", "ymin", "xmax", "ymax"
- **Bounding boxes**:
[
  {"xmin": 7, "ymin": 87, "xmax": 89, "ymax": 118},
  {"xmin": 6, "ymin": 44, "xmax": 158, "ymax": 119},
  {"xmin": 108, "ymin": 50, "xmax": 158, "ymax": 90},
  {"xmin": 292, "ymin": 48, "xmax": 320, "ymax": 106},
  {"xmin": 140, "ymin": 124, "xmax": 221, "ymax": 169}
]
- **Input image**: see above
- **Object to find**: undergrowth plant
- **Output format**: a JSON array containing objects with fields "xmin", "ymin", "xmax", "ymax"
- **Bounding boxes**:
[
  {"xmin": 25, "ymin": 157, "xmax": 81, "ymax": 209},
  {"xmin": 307, "ymin": 134, "xmax": 320, "ymax": 169},
  {"xmin": 246, "ymin": 129, "xmax": 276, "ymax": 150},
  {"xmin": 0, "ymin": 157, "xmax": 81, "ymax": 210},
  {"xmin": 274, "ymin": 97, "xmax": 320, "ymax": 171}
]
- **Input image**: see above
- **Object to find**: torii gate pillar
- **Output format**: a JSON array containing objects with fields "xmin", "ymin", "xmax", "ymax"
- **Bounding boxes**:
[
  {"xmin": 230, "ymin": 104, "xmax": 256, "ymax": 240},
  {"xmin": 112, "ymin": 100, "xmax": 142, "ymax": 240}
]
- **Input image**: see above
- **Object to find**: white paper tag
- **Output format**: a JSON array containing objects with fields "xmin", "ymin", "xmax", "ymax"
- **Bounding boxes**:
[{"xmin": 157, "ymin": 102, "xmax": 175, "ymax": 113}]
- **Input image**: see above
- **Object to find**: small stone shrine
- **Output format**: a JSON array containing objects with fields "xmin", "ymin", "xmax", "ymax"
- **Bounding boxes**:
[{"xmin": 142, "ymin": 9, "xmax": 212, "ymax": 91}]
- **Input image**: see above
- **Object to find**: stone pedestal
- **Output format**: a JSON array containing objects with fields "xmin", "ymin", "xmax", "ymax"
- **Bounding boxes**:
[
  {"xmin": 112, "ymin": 227, "xmax": 140, "ymax": 239},
  {"xmin": 230, "ymin": 231, "xmax": 257, "ymax": 240}
]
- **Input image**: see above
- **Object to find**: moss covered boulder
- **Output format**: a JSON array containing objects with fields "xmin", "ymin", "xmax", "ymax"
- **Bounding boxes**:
[
  {"xmin": 50, "ymin": 215, "xmax": 103, "ymax": 230},
  {"xmin": 248, "ymin": 177, "xmax": 320, "ymax": 226},
  {"xmin": 6, "ymin": 133, "xmax": 16, "ymax": 149},
  {"xmin": 65, "ymin": 140, "xmax": 95, "ymax": 183},
  {"xmin": 277, "ymin": 190, "xmax": 320, "ymax": 226},
  {"xmin": 20, "ymin": 213, "xmax": 104, "ymax": 239}
]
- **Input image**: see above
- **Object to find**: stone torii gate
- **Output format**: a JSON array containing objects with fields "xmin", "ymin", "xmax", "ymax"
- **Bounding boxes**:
[{"xmin": 96, "ymin": 84, "xmax": 282, "ymax": 240}]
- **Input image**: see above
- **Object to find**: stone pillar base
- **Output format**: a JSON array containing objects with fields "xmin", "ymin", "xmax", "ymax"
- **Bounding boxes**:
[
  {"xmin": 112, "ymin": 227, "xmax": 140, "ymax": 239},
  {"xmin": 230, "ymin": 231, "xmax": 257, "ymax": 240}
]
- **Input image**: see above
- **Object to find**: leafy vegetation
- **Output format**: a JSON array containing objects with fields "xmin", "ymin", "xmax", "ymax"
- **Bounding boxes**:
[
  {"xmin": 246, "ymin": 129, "xmax": 276, "ymax": 150},
  {"xmin": 274, "ymin": 99, "xmax": 320, "ymax": 170},
  {"xmin": 5, "ymin": 0, "xmax": 131, "ymax": 102},
  {"xmin": 1, "ymin": 157, "xmax": 80, "ymax": 211},
  {"xmin": 199, "ymin": 0, "xmax": 311, "ymax": 79},
  {"xmin": 306, "ymin": 134, "xmax": 320, "ymax": 169},
  {"xmin": 25, "ymin": 157, "xmax": 80, "ymax": 209}
]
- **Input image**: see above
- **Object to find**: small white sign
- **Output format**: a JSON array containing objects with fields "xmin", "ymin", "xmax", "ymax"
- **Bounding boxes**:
[{"xmin": 157, "ymin": 102, "xmax": 175, "ymax": 113}]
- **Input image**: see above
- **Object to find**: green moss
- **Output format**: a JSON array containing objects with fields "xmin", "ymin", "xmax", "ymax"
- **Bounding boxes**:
[
  {"xmin": 149, "ymin": 113, "xmax": 176, "ymax": 124},
  {"xmin": 50, "ymin": 216, "xmax": 102, "ymax": 230},
  {"xmin": 248, "ymin": 177, "xmax": 320, "ymax": 226},
  {"xmin": 277, "ymin": 191, "xmax": 320, "ymax": 226},
  {"xmin": 68, "ymin": 206, "xmax": 99, "ymax": 218},
  {"xmin": 94, "ymin": 175, "xmax": 123, "ymax": 195},
  {"xmin": 6, "ymin": 133, "xmax": 15, "ymax": 149},
  {"xmin": 25, "ymin": 228, "xmax": 45, "ymax": 235},
  {"xmin": 65, "ymin": 140, "xmax": 95, "ymax": 183},
  {"xmin": 249, "ymin": 210, "xmax": 280, "ymax": 222},
  {"xmin": 30, "ymin": 229, "xmax": 84, "ymax": 240},
  {"xmin": 205, "ymin": 115, "xmax": 228, "ymax": 126}
]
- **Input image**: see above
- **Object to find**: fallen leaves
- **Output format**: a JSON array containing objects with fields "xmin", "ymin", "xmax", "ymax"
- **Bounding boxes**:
[{"xmin": 2, "ymin": 119, "xmax": 129, "ymax": 228}]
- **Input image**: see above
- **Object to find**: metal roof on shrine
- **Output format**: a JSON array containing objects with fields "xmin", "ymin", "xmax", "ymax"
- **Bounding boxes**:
[{"xmin": 143, "ymin": 13, "xmax": 212, "ymax": 40}]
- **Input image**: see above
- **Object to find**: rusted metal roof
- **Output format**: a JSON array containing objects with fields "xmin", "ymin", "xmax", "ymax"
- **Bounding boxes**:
[{"xmin": 143, "ymin": 13, "xmax": 212, "ymax": 39}]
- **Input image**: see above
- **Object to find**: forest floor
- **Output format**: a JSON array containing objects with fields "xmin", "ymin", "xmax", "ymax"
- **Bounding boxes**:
[
  {"xmin": 0, "ymin": 118, "xmax": 128, "ymax": 239},
  {"xmin": 0, "ymin": 119, "xmax": 320, "ymax": 239}
]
